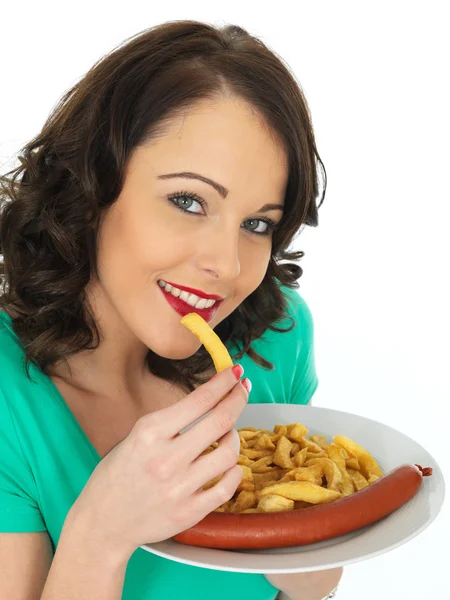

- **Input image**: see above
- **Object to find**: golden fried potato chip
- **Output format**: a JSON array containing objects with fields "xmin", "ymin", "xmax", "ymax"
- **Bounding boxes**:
[
  {"xmin": 271, "ymin": 425, "xmax": 288, "ymax": 442},
  {"xmin": 273, "ymin": 436, "xmax": 296, "ymax": 469},
  {"xmin": 238, "ymin": 429, "xmax": 263, "ymax": 441},
  {"xmin": 241, "ymin": 448, "xmax": 274, "ymax": 459},
  {"xmin": 259, "ymin": 480, "xmax": 341, "ymax": 503},
  {"xmin": 253, "ymin": 434, "xmax": 277, "ymax": 451},
  {"xmin": 305, "ymin": 457, "xmax": 343, "ymax": 493},
  {"xmin": 290, "ymin": 442, "xmax": 301, "ymax": 455},
  {"xmin": 347, "ymin": 468, "xmax": 370, "ymax": 491},
  {"xmin": 326, "ymin": 443, "xmax": 354, "ymax": 496},
  {"xmin": 252, "ymin": 470, "xmax": 287, "ymax": 490},
  {"xmin": 286, "ymin": 423, "xmax": 309, "ymax": 441},
  {"xmin": 238, "ymin": 454, "xmax": 254, "ymax": 467},
  {"xmin": 294, "ymin": 464, "xmax": 323, "ymax": 486},
  {"xmin": 346, "ymin": 457, "xmax": 360, "ymax": 470},
  {"xmin": 257, "ymin": 494, "xmax": 294, "ymax": 512},
  {"xmin": 310, "ymin": 435, "xmax": 329, "ymax": 450},
  {"xmin": 299, "ymin": 436, "xmax": 327, "ymax": 455},
  {"xmin": 251, "ymin": 455, "xmax": 276, "ymax": 473},
  {"xmin": 231, "ymin": 490, "xmax": 257, "ymax": 513},
  {"xmin": 236, "ymin": 465, "xmax": 254, "ymax": 492},
  {"xmin": 333, "ymin": 435, "xmax": 383, "ymax": 479},
  {"xmin": 293, "ymin": 447, "xmax": 308, "ymax": 467}
]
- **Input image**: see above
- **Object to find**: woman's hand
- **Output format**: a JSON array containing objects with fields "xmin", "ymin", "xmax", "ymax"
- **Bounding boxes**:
[
  {"xmin": 66, "ymin": 365, "xmax": 249, "ymax": 561},
  {"xmin": 265, "ymin": 567, "xmax": 343, "ymax": 600}
]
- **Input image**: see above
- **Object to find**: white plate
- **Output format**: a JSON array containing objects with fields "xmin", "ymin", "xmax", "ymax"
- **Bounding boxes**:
[{"xmin": 141, "ymin": 404, "xmax": 445, "ymax": 573}]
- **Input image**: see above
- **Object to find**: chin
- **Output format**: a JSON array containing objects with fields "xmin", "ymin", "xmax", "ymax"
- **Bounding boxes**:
[{"xmin": 148, "ymin": 340, "xmax": 202, "ymax": 362}]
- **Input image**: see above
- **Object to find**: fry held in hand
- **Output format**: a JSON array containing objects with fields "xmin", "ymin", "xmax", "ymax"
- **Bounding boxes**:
[{"xmin": 180, "ymin": 312, "xmax": 233, "ymax": 373}]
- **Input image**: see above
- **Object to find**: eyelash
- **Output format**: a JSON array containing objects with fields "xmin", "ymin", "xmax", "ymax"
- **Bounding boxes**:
[{"xmin": 167, "ymin": 190, "xmax": 278, "ymax": 237}]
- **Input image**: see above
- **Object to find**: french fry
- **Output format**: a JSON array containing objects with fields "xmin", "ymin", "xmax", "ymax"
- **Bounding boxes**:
[
  {"xmin": 290, "ymin": 442, "xmax": 301, "ymax": 455},
  {"xmin": 347, "ymin": 468, "xmax": 370, "ymax": 491},
  {"xmin": 293, "ymin": 447, "xmax": 308, "ymax": 467},
  {"xmin": 333, "ymin": 435, "xmax": 383, "ymax": 479},
  {"xmin": 260, "ymin": 481, "xmax": 341, "ymax": 503},
  {"xmin": 239, "ymin": 429, "xmax": 264, "ymax": 441},
  {"xmin": 346, "ymin": 457, "xmax": 360, "ymax": 470},
  {"xmin": 180, "ymin": 313, "xmax": 233, "ymax": 372},
  {"xmin": 326, "ymin": 443, "xmax": 355, "ymax": 496},
  {"xmin": 231, "ymin": 490, "xmax": 257, "ymax": 513},
  {"xmin": 251, "ymin": 455, "xmax": 277, "ymax": 473},
  {"xmin": 253, "ymin": 434, "xmax": 276, "ymax": 451},
  {"xmin": 241, "ymin": 448, "xmax": 274, "ymax": 459},
  {"xmin": 310, "ymin": 435, "xmax": 329, "ymax": 450},
  {"xmin": 257, "ymin": 494, "xmax": 294, "ymax": 512},
  {"xmin": 273, "ymin": 436, "xmax": 296, "ymax": 469},
  {"xmin": 305, "ymin": 457, "xmax": 343, "ymax": 493},
  {"xmin": 236, "ymin": 465, "xmax": 254, "ymax": 492}
]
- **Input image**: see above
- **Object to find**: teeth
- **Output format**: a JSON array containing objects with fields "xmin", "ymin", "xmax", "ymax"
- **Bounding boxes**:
[
  {"xmin": 158, "ymin": 281, "xmax": 217, "ymax": 309},
  {"xmin": 195, "ymin": 298, "xmax": 208, "ymax": 309}
]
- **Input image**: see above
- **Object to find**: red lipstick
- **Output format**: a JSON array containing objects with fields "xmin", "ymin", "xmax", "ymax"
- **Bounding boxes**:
[
  {"xmin": 158, "ymin": 281, "xmax": 223, "ymax": 323},
  {"xmin": 161, "ymin": 280, "xmax": 223, "ymax": 301}
]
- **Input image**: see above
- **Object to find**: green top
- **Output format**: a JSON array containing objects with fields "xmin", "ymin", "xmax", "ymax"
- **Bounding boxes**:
[{"xmin": 0, "ymin": 287, "xmax": 318, "ymax": 600}]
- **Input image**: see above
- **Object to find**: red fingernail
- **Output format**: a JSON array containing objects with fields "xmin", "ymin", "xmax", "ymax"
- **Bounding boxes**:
[
  {"xmin": 232, "ymin": 364, "xmax": 244, "ymax": 380},
  {"xmin": 241, "ymin": 378, "xmax": 252, "ymax": 394}
]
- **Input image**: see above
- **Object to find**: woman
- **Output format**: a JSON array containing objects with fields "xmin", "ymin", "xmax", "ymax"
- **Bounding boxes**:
[{"xmin": 0, "ymin": 20, "xmax": 342, "ymax": 600}]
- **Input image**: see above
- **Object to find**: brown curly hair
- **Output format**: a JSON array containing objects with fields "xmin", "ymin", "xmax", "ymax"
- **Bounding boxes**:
[{"xmin": 0, "ymin": 20, "xmax": 326, "ymax": 394}]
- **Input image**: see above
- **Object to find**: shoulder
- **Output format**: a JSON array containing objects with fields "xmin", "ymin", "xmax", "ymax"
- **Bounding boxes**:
[{"xmin": 281, "ymin": 286, "xmax": 314, "ymax": 329}]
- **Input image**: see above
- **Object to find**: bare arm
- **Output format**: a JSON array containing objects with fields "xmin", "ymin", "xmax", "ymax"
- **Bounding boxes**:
[
  {"xmin": 0, "ymin": 512, "xmax": 132, "ymax": 600},
  {"xmin": 0, "ymin": 531, "xmax": 53, "ymax": 599},
  {"xmin": 41, "ymin": 511, "xmax": 131, "ymax": 599}
]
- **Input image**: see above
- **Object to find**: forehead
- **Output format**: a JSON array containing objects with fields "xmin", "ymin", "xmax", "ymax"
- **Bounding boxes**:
[{"xmin": 138, "ymin": 97, "xmax": 288, "ymax": 200}]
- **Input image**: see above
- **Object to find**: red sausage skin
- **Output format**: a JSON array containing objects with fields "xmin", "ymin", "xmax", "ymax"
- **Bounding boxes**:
[{"xmin": 172, "ymin": 463, "xmax": 432, "ymax": 550}]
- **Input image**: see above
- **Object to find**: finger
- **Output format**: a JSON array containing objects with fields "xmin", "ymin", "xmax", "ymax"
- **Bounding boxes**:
[
  {"xmin": 172, "ymin": 379, "xmax": 248, "ymax": 464},
  {"xmin": 185, "ymin": 428, "xmax": 241, "ymax": 495},
  {"xmin": 150, "ymin": 364, "xmax": 244, "ymax": 438},
  {"xmin": 187, "ymin": 464, "xmax": 243, "ymax": 522}
]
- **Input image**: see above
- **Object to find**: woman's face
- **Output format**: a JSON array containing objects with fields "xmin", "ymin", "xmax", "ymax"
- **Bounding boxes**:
[{"xmin": 91, "ymin": 97, "xmax": 288, "ymax": 360}]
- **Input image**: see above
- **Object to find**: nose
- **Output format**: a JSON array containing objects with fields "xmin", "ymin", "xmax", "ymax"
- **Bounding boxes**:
[{"xmin": 196, "ymin": 221, "xmax": 241, "ymax": 281}]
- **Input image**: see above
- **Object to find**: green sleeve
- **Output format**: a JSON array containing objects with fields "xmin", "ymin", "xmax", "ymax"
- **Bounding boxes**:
[{"xmin": 0, "ymin": 387, "xmax": 46, "ymax": 532}]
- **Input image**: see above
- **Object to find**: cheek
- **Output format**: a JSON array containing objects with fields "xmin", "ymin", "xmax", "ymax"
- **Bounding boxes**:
[
  {"xmin": 96, "ymin": 206, "xmax": 159, "ymax": 290},
  {"xmin": 240, "ymin": 243, "xmax": 272, "ymax": 287}
]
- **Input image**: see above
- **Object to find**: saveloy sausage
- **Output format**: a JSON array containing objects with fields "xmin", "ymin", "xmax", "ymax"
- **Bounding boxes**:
[{"xmin": 172, "ymin": 464, "xmax": 432, "ymax": 550}]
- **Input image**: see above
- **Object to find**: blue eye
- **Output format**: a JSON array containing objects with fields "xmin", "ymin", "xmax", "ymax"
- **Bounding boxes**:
[
  {"xmin": 168, "ymin": 191, "xmax": 205, "ymax": 215},
  {"xmin": 167, "ymin": 190, "xmax": 278, "ymax": 237},
  {"xmin": 243, "ymin": 218, "xmax": 277, "ymax": 235}
]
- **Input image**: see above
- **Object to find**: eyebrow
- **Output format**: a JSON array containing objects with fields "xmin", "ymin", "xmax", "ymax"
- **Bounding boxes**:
[{"xmin": 157, "ymin": 171, "xmax": 284, "ymax": 213}]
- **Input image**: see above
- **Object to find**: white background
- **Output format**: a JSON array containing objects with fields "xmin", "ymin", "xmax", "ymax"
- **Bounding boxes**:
[{"xmin": 1, "ymin": 1, "xmax": 448, "ymax": 599}]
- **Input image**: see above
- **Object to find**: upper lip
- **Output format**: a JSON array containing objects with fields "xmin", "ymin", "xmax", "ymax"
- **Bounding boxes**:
[{"xmin": 160, "ymin": 280, "xmax": 224, "ymax": 301}]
